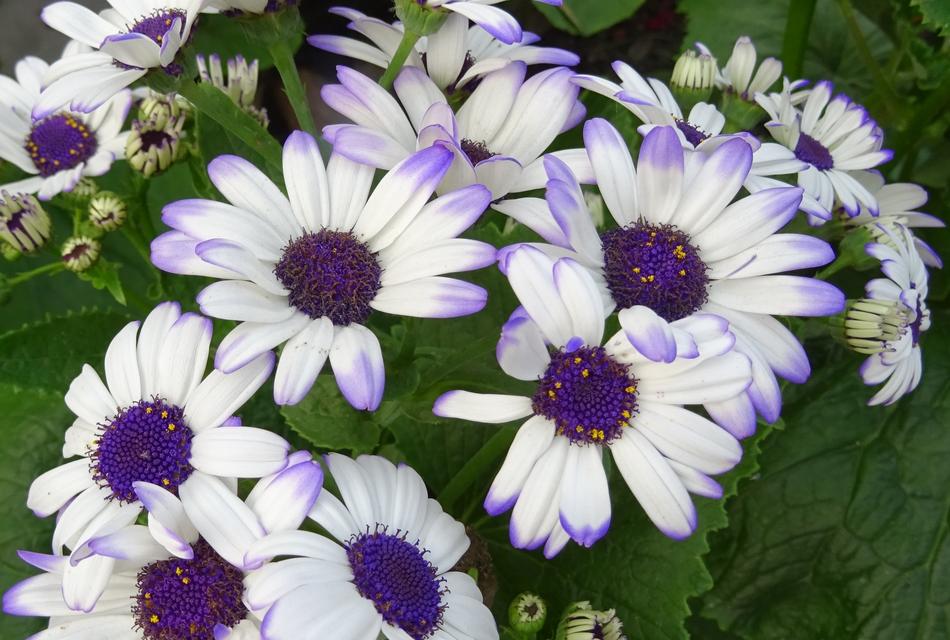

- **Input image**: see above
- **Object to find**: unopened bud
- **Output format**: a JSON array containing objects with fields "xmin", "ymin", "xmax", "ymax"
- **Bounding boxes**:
[
  {"xmin": 509, "ymin": 592, "xmax": 547, "ymax": 635},
  {"xmin": 396, "ymin": 0, "xmax": 450, "ymax": 36},
  {"xmin": 126, "ymin": 113, "xmax": 186, "ymax": 178},
  {"xmin": 89, "ymin": 192, "xmax": 127, "ymax": 231},
  {"xmin": 671, "ymin": 49, "xmax": 717, "ymax": 111},
  {"xmin": 840, "ymin": 298, "xmax": 910, "ymax": 354},
  {"xmin": 556, "ymin": 601, "xmax": 627, "ymax": 640},
  {"xmin": 61, "ymin": 236, "xmax": 100, "ymax": 272},
  {"xmin": 197, "ymin": 54, "xmax": 269, "ymax": 127},
  {"xmin": 0, "ymin": 191, "xmax": 51, "ymax": 254},
  {"xmin": 71, "ymin": 178, "xmax": 100, "ymax": 200},
  {"xmin": 139, "ymin": 94, "xmax": 185, "ymax": 131}
]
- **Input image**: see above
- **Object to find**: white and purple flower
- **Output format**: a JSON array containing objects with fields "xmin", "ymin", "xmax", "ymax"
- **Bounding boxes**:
[
  {"xmin": 415, "ymin": 0, "xmax": 562, "ymax": 45},
  {"xmin": 323, "ymin": 63, "xmax": 586, "ymax": 200},
  {"xmin": 436, "ymin": 246, "xmax": 751, "ymax": 551},
  {"xmin": 309, "ymin": 8, "xmax": 578, "ymax": 92},
  {"xmin": 151, "ymin": 131, "xmax": 495, "ymax": 409},
  {"xmin": 246, "ymin": 453, "xmax": 498, "ymax": 640},
  {"xmin": 496, "ymin": 120, "xmax": 845, "ymax": 436},
  {"xmin": 698, "ymin": 36, "xmax": 782, "ymax": 101},
  {"xmin": 0, "ymin": 55, "xmax": 131, "ymax": 200}
]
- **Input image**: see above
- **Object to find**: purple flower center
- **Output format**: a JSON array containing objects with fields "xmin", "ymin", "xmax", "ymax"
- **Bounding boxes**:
[
  {"xmin": 601, "ymin": 222, "xmax": 709, "ymax": 322},
  {"xmin": 675, "ymin": 120, "xmax": 709, "ymax": 147},
  {"xmin": 461, "ymin": 139, "xmax": 495, "ymax": 165},
  {"xmin": 274, "ymin": 229, "xmax": 382, "ymax": 325},
  {"xmin": 25, "ymin": 114, "xmax": 97, "ymax": 177},
  {"xmin": 346, "ymin": 529, "xmax": 446, "ymax": 639},
  {"xmin": 133, "ymin": 539, "xmax": 246, "ymax": 640},
  {"xmin": 794, "ymin": 132, "xmax": 834, "ymax": 171},
  {"xmin": 91, "ymin": 398, "xmax": 193, "ymax": 503},
  {"xmin": 909, "ymin": 293, "xmax": 926, "ymax": 346},
  {"xmin": 129, "ymin": 9, "xmax": 187, "ymax": 45},
  {"xmin": 532, "ymin": 346, "xmax": 638, "ymax": 445}
]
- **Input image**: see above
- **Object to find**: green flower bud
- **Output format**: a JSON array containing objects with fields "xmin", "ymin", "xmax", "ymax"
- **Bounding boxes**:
[
  {"xmin": 509, "ymin": 592, "xmax": 547, "ymax": 635},
  {"xmin": 126, "ymin": 112, "xmax": 186, "ymax": 178},
  {"xmin": 61, "ymin": 236, "xmax": 100, "ymax": 273},
  {"xmin": 556, "ymin": 601, "xmax": 627, "ymax": 640},
  {"xmin": 670, "ymin": 49, "xmax": 717, "ymax": 114},
  {"xmin": 139, "ymin": 94, "xmax": 184, "ymax": 131},
  {"xmin": 89, "ymin": 192, "xmax": 127, "ymax": 232},
  {"xmin": 0, "ymin": 191, "xmax": 51, "ymax": 254},
  {"xmin": 71, "ymin": 178, "xmax": 100, "ymax": 200},
  {"xmin": 394, "ymin": 0, "xmax": 450, "ymax": 36}
]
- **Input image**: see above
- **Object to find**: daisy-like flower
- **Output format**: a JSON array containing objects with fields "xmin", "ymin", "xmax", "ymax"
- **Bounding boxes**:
[
  {"xmin": 35, "ymin": 0, "xmax": 211, "ymax": 118},
  {"xmin": 496, "ymin": 120, "xmax": 845, "ymax": 437},
  {"xmin": 0, "ymin": 56, "xmax": 131, "ymax": 200},
  {"xmin": 845, "ymin": 171, "xmax": 944, "ymax": 268},
  {"xmin": 207, "ymin": 0, "xmax": 297, "ymax": 13},
  {"xmin": 413, "ymin": 0, "xmax": 561, "ymax": 45},
  {"xmin": 151, "ymin": 131, "xmax": 495, "ymax": 409},
  {"xmin": 323, "ymin": 63, "xmax": 587, "ymax": 200},
  {"xmin": 754, "ymin": 80, "xmax": 893, "ymax": 222},
  {"xmin": 25, "ymin": 302, "xmax": 291, "ymax": 610},
  {"xmin": 848, "ymin": 225, "xmax": 931, "ymax": 406},
  {"xmin": 698, "ymin": 36, "xmax": 782, "ymax": 100},
  {"xmin": 243, "ymin": 453, "xmax": 498, "ymax": 639},
  {"xmin": 436, "ymin": 246, "xmax": 752, "ymax": 550},
  {"xmin": 309, "ymin": 9, "xmax": 578, "ymax": 93},
  {"xmin": 5, "ymin": 453, "xmax": 323, "ymax": 639}
]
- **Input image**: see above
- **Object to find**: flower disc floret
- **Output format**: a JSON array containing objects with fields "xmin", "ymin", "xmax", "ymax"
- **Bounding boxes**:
[
  {"xmin": 25, "ymin": 114, "xmax": 98, "ymax": 177},
  {"xmin": 129, "ymin": 9, "xmax": 187, "ymax": 45},
  {"xmin": 91, "ymin": 397, "xmax": 194, "ymax": 503},
  {"xmin": 133, "ymin": 539, "xmax": 246, "ymax": 640},
  {"xmin": 601, "ymin": 222, "xmax": 709, "ymax": 323},
  {"xmin": 531, "ymin": 346, "xmax": 638, "ymax": 445},
  {"xmin": 347, "ymin": 529, "xmax": 446, "ymax": 639},
  {"xmin": 274, "ymin": 229, "xmax": 383, "ymax": 325},
  {"xmin": 794, "ymin": 132, "xmax": 834, "ymax": 170}
]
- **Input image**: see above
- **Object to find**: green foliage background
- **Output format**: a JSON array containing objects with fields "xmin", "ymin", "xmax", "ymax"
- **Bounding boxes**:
[{"xmin": 0, "ymin": 2, "xmax": 948, "ymax": 638}]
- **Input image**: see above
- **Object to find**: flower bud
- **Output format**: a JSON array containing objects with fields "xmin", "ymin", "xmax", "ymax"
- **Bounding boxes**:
[
  {"xmin": 197, "ymin": 54, "xmax": 269, "ymax": 127},
  {"xmin": 671, "ymin": 49, "xmax": 717, "ymax": 111},
  {"xmin": 840, "ymin": 299, "xmax": 911, "ymax": 355},
  {"xmin": 61, "ymin": 236, "xmax": 101, "ymax": 272},
  {"xmin": 89, "ymin": 192, "xmax": 127, "ymax": 231},
  {"xmin": 509, "ymin": 592, "xmax": 547, "ymax": 635},
  {"xmin": 556, "ymin": 601, "xmax": 627, "ymax": 640},
  {"xmin": 72, "ymin": 178, "xmax": 100, "ymax": 200},
  {"xmin": 395, "ymin": 0, "xmax": 450, "ymax": 36},
  {"xmin": 139, "ymin": 94, "xmax": 185, "ymax": 131},
  {"xmin": 126, "ymin": 112, "xmax": 186, "ymax": 178},
  {"xmin": 0, "ymin": 191, "xmax": 51, "ymax": 254}
]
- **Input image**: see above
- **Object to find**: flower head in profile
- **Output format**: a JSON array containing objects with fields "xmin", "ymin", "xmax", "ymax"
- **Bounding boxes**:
[
  {"xmin": 847, "ymin": 225, "xmax": 932, "ymax": 406},
  {"xmin": 36, "ymin": 0, "xmax": 211, "ymax": 118},
  {"xmin": 310, "ymin": 9, "xmax": 578, "ymax": 93},
  {"xmin": 497, "ymin": 120, "xmax": 844, "ymax": 437},
  {"xmin": 699, "ymin": 36, "xmax": 782, "ymax": 101},
  {"xmin": 245, "ymin": 453, "xmax": 498, "ymax": 640},
  {"xmin": 0, "ymin": 56, "xmax": 131, "ymax": 200},
  {"xmin": 755, "ymin": 81, "xmax": 893, "ymax": 222},
  {"xmin": 324, "ymin": 63, "xmax": 584, "ymax": 200},
  {"xmin": 152, "ymin": 131, "xmax": 495, "ymax": 409},
  {"xmin": 413, "ymin": 0, "xmax": 562, "ymax": 45},
  {"xmin": 436, "ymin": 247, "xmax": 751, "ymax": 552},
  {"xmin": 25, "ymin": 302, "xmax": 290, "ymax": 612},
  {"xmin": 5, "ymin": 453, "xmax": 323, "ymax": 639},
  {"xmin": 0, "ymin": 191, "xmax": 51, "ymax": 253}
]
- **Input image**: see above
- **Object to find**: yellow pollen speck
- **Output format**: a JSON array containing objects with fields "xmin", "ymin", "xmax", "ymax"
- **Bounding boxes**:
[
  {"xmin": 144, "ymin": 592, "xmax": 151, "ymax": 599},
  {"xmin": 167, "ymin": 423, "xmax": 176, "ymax": 431},
  {"xmin": 622, "ymin": 410, "xmax": 631, "ymax": 418},
  {"xmin": 547, "ymin": 390, "xmax": 556, "ymax": 398},
  {"xmin": 625, "ymin": 385, "xmax": 636, "ymax": 393},
  {"xmin": 647, "ymin": 275, "xmax": 655, "ymax": 282},
  {"xmin": 161, "ymin": 410, "xmax": 168, "ymax": 418},
  {"xmin": 162, "ymin": 478, "xmax": 170, "ymax": 486},
  {"xmin": 554, "ymin": 382, "xmax": 562, "ymax": 389},
  {"xmin": 175, "ymin": 567, "xmax": 183, "ymax": 576},
  {"xmin": 573, "ymin": 357, "xmax": 582, "ymax": 364},
  {"xmin": 181, "ymin": 577, "xmax": 190, "ymax": 584},
  {"xmin": 145, "ymin": 407, "xmax": 152, "ymax": 414},
  {"xmin": 150, "ymin": 615, "xmax": 159, "ymax": 624},
  {"xmin": 576, "ymin": 425, "xmax": 584, "ymax": 433},
  {"xmin": 673, "ymin": 245, "xmax": 686, "ymax": 260},
  {"xmin": 679, "ymin": 269, "xmax": 686, "ymax": 276},
  {"xmin": 581, "ymin": 369, "xmax": 590, "ymax": 378}
]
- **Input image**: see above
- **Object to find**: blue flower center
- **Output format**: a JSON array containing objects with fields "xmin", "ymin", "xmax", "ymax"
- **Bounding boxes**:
[
  {"xmin": 532, "ymin": 346, "xmax": 638, "ymax": 445},
  {"xmin": 25, "ymin": 114, "xmax": 98, "ymax": 177},
  {"xmin": 130, "ymin": 9, "xmax": 187, "ymax": 45},
  {"xmin": 274, "ymin": 229, "xmax": 382, "ymax": 325},
  {"xmin": 91, "ymin": 398, "xmax": 193, "ymax": 503},
  {"xmin": 346, "ymin": 530, "xmax": 446, "ymax": 639},
  {"xmin": 601, "ymin": 222, "xmax": 709, "ymax": 322},
  {"xmin": 133, "ymin": 539, "xmax": 246, "ymax": 640},
  {"xmin": 794, "ymin": 132, "xmax": 834, "ymax": 170},
  {"xmin": 461, "ymin": 138, "xmax": 494, "ymax": 165},
  {"xmin": 675, "ymin": 119, "xmax": 709, "ymax": 147}
]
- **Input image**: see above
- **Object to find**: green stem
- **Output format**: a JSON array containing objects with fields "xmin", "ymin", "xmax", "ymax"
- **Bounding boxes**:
[
  {"xmin": 379, "ymin": 30, "xmax": 421, "ymax": 90},
  {"xmin": 836, "ymin": 0, "xmax": 900, "ymax": 118},
  {"xmin": 438, "ymin": 426, "xmax": 517, "ymax": 514},
  {"xmin": 781, "ymin": 0, "xmax": 816, "ymax": 80},
  {"xmin": 893, "ymin": 81, "xmax": 950, "ymax": 176},
  {"xmin": 559, "ymin": 4, "xmax": 585, "ymax": 35},
  {"xmin": 269, "ymin": 35, "xmax": 317, "ymax": 137},
  {"xmin": 8, "ymin": 261, "xmax": 65, "ymax": 287}
]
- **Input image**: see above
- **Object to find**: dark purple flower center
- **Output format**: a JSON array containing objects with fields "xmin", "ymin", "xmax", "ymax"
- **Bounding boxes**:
[
  {"xmin": 25, "ymin": 114, "xmax": 97, "ymax": 177},
  {"xmin": 274, "ymin": 229, "xmax": 382, "ymax": 325},
  {"xmin": 794, "ymin": 132, "xmax": 834, "ymax": 171},
  {"xmin": 461, "ymin": 139, "xmax": 495, "ymax": 165},
  {"xmin": 601, "ymin": 222, "xmax": 709, "ymax": 323},
  {"xmin": 347, "ymin": 529, "xmax": 446, "ymax": 639},
  {"xmin": 675, "ymin": 119, "xmax": 709, "ymax": 147},
  {"xmin": 133, "ymin": 539, "xmax": 246, "ymax": 640},
  {"xmin": 532, "ymin": 346, "xmax": 638, "ymax": 445},
  {"xmin": 130, "ymin": 9, "xmax": 187, "ymax": 45},
  {"xmin": 91, "ymin": 398, "xmax": 193, "ymax": 503},
  {"xmin": 909, "ymin": 293, "xmax": 926, "ymax": 345}
]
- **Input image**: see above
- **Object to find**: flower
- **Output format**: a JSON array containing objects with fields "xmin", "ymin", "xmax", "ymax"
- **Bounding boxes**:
[
  {"xmin": 25, "ymin": 302, "xmax": 290, "ymax": 610},
  {"xmin": 36, "ymin": 0, "xmax": 211, "ymax": 118},
  {"xmin": 413, "ymin": 0, "xmax": 562, "ymax": 45},
  {"xmin": 496, "ymin": 120, "xmax": 845, "ymax": 436},
  {"xmin": 669, "ymin": 49, "xmax": 717, "ymax": 99},
  {"xmin": 244, "ymin": 453, "xmax": 498, "ymax": 639},
  {"xmin": 435, "ymin": 246, "xmax": 751, "ymax": 550},
  {"xmin": 207, "ymin": 0, "xmax": 297, "ymax": 13},
  {"xmin": 4, "ymin": 453, "xmax": 323, "ymax": 638},
  {"xmin": 151, "ymin": 131, "xmax": 495, "ymax": 409},
  {"xmin": 89, "ymin": 191, "xmax": 127, "ymax": 231},
  {"xmin": 323, "ymin": 63, "xmax": 586, "ymax": 200},
  {"xmin": 509, "ymin": 592, "xmax": 547, "ymax": 634},
  {"xmin": 853, "ymin": 225, "xmax": 931, "ymax": 406},
  {"xmin": 699, "ymin": 36, "xmax": 782, "ymax": 100},
  {"xmin": 0, "ymin": 191, "xmax": 51, "ymax": 253},
  {"xmin": 197, "ymin": 54, "xmax": 268, "ymax": 126},
  {"xmin": 845, "ymin": 171, "xmax": 945, "ymax": 268},
  {"xmin": 0, "ymin": 56, "xmax": 131, "ymax": 200},
  {"xmin": 60, "ymin": 235, "xmax": 100, "ymax": 272},
  {"xmin": 309, "ymin": 8, "xmax": 578, "ymax": 93},
  {"xmin": 755, "ymin": 80, "xmax": 893, "ymax": 222},
  {"xmin": 126, "ymin": 107, "xmax": 186, "ymax": 177},
  {"xmin": 556, "ymin": 601, "xmax": 627, "ymax": 640}
]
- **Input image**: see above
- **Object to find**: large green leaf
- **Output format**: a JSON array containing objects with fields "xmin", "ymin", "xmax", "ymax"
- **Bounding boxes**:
[
  {"xmin": 699, "ymin": 326, "xmax": 950, "ymax": 638},
  {"xmin": 0, "ymin": 384, "xmax": 76, "ymax": 638},
  {"xmin": 913, "ymin": 0, "xmax": 950, "ymax": 34},
  {"xmin": 535, "ymin": 0, "xmax": 646, "ymax": 36}
]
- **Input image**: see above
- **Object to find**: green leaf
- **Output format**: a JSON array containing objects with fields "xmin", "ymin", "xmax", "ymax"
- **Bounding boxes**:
[
  {"xmin": 0, "ymin": 310, "xmax": 132, "ymax": 391},
  {"xmin": 280, "ymin": 377, "xmax": 383, "ymax": 455},
  {"xmin": 699, "ymin": 328, "xmax": 950, "ymax": 639},
  {"xmin": 77, "ymin": 258, "xmax": 126, "ymax": 306},
  {"xmin": 535, "ymin": 0, "xmax": 646, "ymax": 36},
  {"xmin": 913, "ymin": 0, "xmax": 950, "ymax": 34},
  {"xmin": 0, "ymin": 384, "xmax": 76, "ymax": 638}
]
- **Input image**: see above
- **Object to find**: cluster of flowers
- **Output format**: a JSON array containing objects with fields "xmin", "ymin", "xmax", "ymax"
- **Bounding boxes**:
[{"xmin": 0, "ymin": 0, "xmax": 941, "ymax": 638}]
